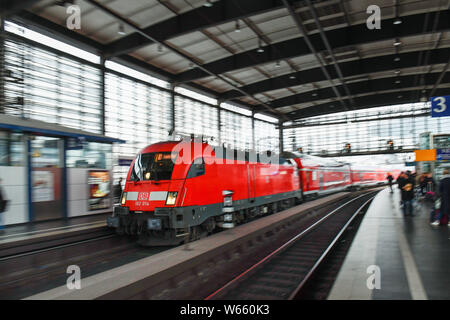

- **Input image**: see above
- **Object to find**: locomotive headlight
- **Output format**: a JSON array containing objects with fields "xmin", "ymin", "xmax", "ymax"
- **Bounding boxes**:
[
  {"xmin": 166, "ymin": 192, "xmax": 178, "ymax": 205},
  {"xmin": 121, "ymin": 192, "xmax": 127, "ymax": 205}
]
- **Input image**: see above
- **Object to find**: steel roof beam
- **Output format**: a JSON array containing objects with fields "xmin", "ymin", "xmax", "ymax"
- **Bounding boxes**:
[
  {"xmin": 104, "ymin": 0, "xmax": 286, "ymax": 58},
  {"xmin": 254, "ymin": 71, "xmax": 450, "ymax": 110},
  {"xmin": 175, "ymin": 9, "xmax": 450, "ymax": 83},
  {"xmin": 305, "ymin": 0, "xmax": 355, "ymax": 106},
  {"xmin": 84, "ymin": 0, "xmax": 288, "ymax": 120},
  {"xmin": 0, "ymin": 0, "xmax": 41, "ymax": 18},
  {"xmin": 429, "ymin": 58, "xmax": 450, "ymax": 98},
  {"xmin": 281, "ymin": 0, "xmax": 349, "ymax": 110},
  {"xmin": 9, "ymin": 10, "xmax": 270, "ymax": 115},
  {"xmin": 12, "ymin": 10, "xmax": 105, "ymax": 54},
  {"xmin": 287, "ymin": 87, "xmax": 450, "ymax": 120},
  {"xmin": 220, "ymin": 47, "xmax": 450, "ymax": 101}
]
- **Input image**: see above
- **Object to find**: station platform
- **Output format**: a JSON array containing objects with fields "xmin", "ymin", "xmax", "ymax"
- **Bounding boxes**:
[
  {"xmin": 0, "ymin": 213, "xmax": 110, "ymax": 247},
  {"xmin": 328, "ymin": 187, "xmax": 450, "ymax": 300}
]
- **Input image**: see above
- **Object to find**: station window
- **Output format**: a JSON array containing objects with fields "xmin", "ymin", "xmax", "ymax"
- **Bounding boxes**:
[
  {"xmin": 0, "ymin": 131, "xmax": 25, "ymax": 166},
  {"xmin": 66, "ymin": 141, "xmax": 112, "ymax": 169}
]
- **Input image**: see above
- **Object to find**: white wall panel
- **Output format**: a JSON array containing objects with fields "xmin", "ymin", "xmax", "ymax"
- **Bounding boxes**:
[{"xmin": 0, "ymin": 166, "xmax": 28, "ymax": 226}]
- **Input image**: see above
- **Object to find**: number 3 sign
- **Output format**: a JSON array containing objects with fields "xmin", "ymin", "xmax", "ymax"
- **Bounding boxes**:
[{"xmin": 431, "ymin": 96, "xmax": 450, "ymax": 117}]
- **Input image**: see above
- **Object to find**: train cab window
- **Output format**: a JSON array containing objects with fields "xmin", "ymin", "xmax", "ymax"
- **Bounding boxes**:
[
  {"xmin": 131, "ymin": 152, "xmax": 177, "ymax": 181},
  {"xmin": 187, "ymin": 158, "xmax": 205, "ymax": 178}
]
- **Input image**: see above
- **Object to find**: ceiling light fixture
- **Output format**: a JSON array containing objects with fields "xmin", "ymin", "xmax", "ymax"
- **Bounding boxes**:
[
  {"xmin": 235, "ymin": 20, "xmax": 240, "ymax": 32},
  {"xmin": 393, "ymin": 18, "xmax": 402, "ymax": 25},
  {"xmin": 394, "ymin": 40, "xmax": 402, "ymax": 46},
  {"xmin": 118, "ymin": 24, "xmax": 126, "ymax": 35},
  {"xmin": 257, "ymin": 38, "xmax": 264, "ymax": 53},
  {"xmin": 395, "ymin": 70, "xmax": 401, "ymax": 74},
  {"xmin": 203, "ymin": 0, "xmax": 213, "ymax": 7},
  {"xmin": 395, "ymin": 80, "xmax": 401, "ymax": 84},
  {"xmin": 394, "ymin": 56, "xmax": 401, "ymax": 62},
  {"xmin": 290, "ymin": 74, "xmax": 296, "ymax": 80}
]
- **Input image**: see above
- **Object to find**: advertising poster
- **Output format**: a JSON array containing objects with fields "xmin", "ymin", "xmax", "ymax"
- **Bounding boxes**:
[
  {"xmin": 32, "ymin": 171, "xmax": 54, "ymax": 202},
  {"xmin": 88, "ymin": 170, "xmax": 111, "ymax": 211}
]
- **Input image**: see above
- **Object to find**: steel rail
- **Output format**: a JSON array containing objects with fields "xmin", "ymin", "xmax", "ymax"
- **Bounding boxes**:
[
  {"xmin": 0, "ymin": 234, "xmax": 116, "ymax": 262},
  {"xmin": 288, "ymin": 195, "xmax": 375, "ymax": 299},
  {"xmin": 204, "ymin": 191, "xmax": 375, "ymax": 300}
]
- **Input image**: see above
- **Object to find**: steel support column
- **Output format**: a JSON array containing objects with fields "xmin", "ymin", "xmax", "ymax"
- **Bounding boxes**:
[
  {"xmin": 252, "ymin": 112, "xmax": 256, "ymax": 151},
  {"xmin": 100, "ymin": 56, "xmax": 106, "ymax": 135},
  {"xmin": 279, "ymin": 120, "xmax": 284, "ymax": 153},
  {"xmin": 217, "ymin": 102, "xmax": 222, "ymax": 145},
  {"xmin": 0, "ymin": 18, "xmax": 5, "ymax": 114},
  {"xmin": 170, "ymin": 83, "xmax": 176, "ymax": 136}
]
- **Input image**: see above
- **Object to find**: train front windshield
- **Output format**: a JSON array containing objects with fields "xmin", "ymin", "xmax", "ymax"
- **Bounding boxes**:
[{"xmin": 130, "ymin": 152, "xmax": 177, "ymax": 181}]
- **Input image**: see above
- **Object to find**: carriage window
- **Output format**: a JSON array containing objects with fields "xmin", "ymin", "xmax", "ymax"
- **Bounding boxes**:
[{"xmin": 187, "ymin": 158, "xmax": 205, "ymax": 178}]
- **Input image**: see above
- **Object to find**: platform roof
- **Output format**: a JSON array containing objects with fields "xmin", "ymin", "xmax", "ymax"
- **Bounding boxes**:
[
  {"xmin": 3, "ymin": 0, "xmax": 450, "ymax": 123},
  {"xmin": 0, "ymin": 114, "xmax": 125, "ymax": 143}
]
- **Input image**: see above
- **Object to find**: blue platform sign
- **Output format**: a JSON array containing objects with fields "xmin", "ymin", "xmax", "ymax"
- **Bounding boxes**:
[
  {"xmin": 436, "ymin": 149, "xmax": 450, "ymax": 161},
  {"xmin": 431, "ymin": 96, "xmax": 450, "ymax": 117},
  {"xmin": 67, "ymin": 137, "xmax": 84, "ymax": 150},
  {"xmin": 118, "ymin": 158, "xmax": 133, "ymax": 166}
]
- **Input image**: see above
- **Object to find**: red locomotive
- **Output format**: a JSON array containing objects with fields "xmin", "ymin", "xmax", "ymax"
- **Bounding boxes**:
[{"xmin": 107, "ymin": 140, "xmax": 400, "ymax": 246}]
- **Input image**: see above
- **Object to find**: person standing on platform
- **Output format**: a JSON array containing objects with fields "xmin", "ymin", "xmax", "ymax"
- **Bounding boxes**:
[
  {"xmin": 438, "ymin": 169, "xmax": 450, "ymax": 226},
  {"xmin": 400, "ymin": 172, "xmax": 415, "ymax": 216},
  {"xmin": 0, "ymin": 179, "xmax": 8, "ymax": 234},
  {"xmin": 114, "ymin": 177, "xmax": 123, "ymax": 204},
  {"xmin": 387, "ymin": 173, "xmax": 394, "ymax": 192},
  {"xmin": 397, "ymin": 172, "xmax": 405, "ymax": 189},
  {"xmin": 397, "ymin": 172, "xmax": 406, "ymax": 206}
]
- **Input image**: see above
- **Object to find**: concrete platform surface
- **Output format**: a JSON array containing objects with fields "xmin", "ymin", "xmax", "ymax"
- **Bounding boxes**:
[
  {"xmin": 328, "ymin": 188, "xmax": 450, "ymax": 300},
  {"xmin": 0, "ymin": 213, "xmax": 109, "ymax": 245}
]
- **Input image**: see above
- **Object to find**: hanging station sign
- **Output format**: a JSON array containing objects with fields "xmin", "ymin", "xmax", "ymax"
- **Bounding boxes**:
[
  {"xmin": 431, "ymin": 96, "xmax": 450, "ymax": 118},
  {"xmin": 436, "ymin": 149, "xmax": 450, "ymax": 161}
]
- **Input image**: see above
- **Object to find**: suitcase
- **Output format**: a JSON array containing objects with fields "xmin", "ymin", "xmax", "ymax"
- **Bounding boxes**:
[{"xmin": 425, "ymin": 191, "xmax": 435, "ymax": 202}]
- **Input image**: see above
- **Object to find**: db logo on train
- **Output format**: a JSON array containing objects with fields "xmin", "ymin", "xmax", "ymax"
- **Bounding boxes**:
[{"xmin": 138, "ymin": 192, "xmax": 150, "ymax": 201}]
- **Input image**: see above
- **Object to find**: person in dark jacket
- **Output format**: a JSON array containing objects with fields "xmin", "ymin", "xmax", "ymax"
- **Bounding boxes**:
[
  {"xmin": 114, "ymin": 177, "xmax": 123, "ymax": 204},
  {"xmin": 387, "ymin": 173, "xmax": 394, "ymax": 192},
  {"xmin": 397, "ymin": 172, "xmax": 405, "ymax": 189},
  {"xmin": 0, "ymin": 179, "xmax": 7, "ymax": 233},
  {"xmin": 400, "ymin": 172, "xmax": 415, "ymax": 216},
  {"xmin": 438, "ymin": 169, "xmax": 450, "ymax": 226},
  {"xmin": 396, "ymin": 172, "xmax": 406, "ymax": 206}
]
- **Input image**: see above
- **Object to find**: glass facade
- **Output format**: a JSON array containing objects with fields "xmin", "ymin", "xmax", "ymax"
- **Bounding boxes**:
[
  {"xmin": 0, "ymin": 132, "xmax": 25, "ymax": 166},
  {"xmin": 220, "ymin": 109, "xmax": 253, "ymax": 150},
  {"xmin": 66, "ymin": 141, "xmax": 113, "ymax": 169},
  {"xmin": 104, "ymin": 72, "xmax": 172, "ymax": 182},
  {"xmin": 175, "ymin": 95, "xmax": 219, "ymax": 144},
  {"xmin": 254, "ymin": 119, "xmax": 279, "ymax": 153},
  {"xmin": 3, "ymin": 35, "xmax": 103, "ymax": 133},
  {"xmin": 283, "ymin": 103, "xmax": 450, "ymax": 155}
]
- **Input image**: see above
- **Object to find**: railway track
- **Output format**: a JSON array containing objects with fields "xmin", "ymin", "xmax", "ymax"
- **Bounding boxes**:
[
  {"xmin": 0, "ymin": 224, "xmax": 114, "ymax": 260},
  {"xmin": 205, "ymin": 191, "xmax": 376, "ymax": 300},
  {"xmin": 1, "ymin": 190, "xmax": 379, "ymax": 300},
  {"xmin": 0, "ymin": 229, "xmax": 165, "ymax": 299}
]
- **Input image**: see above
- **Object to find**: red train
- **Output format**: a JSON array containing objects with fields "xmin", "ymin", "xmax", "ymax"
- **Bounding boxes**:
[{"xmin": 107, "ymin": 141, "xmax": 400, "ymax": 245}]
